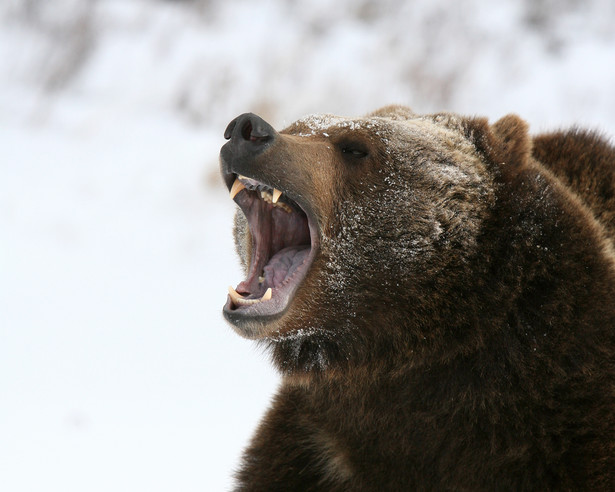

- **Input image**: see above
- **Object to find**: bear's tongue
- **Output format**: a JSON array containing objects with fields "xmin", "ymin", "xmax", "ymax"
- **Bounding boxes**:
[
  {"xmin": 264, "ymin": 246, "xmax": 310, "ymax": 287},
  {"xmin": 233, "ymin": 188, "xmax": 311, "ymax": 302},
  {"xmin": 236, "ymin": 246, "xmax": 310, "ymax": 298}
]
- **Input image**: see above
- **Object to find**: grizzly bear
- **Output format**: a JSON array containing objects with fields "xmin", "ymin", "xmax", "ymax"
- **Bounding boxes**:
[{"xmin": 219, "ymin": 106, "xmax": 615, "ymax": 491}]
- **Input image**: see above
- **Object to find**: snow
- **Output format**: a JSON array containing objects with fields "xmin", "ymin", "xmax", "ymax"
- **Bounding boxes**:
[{"xmin": 1, "ymin": 0, "xmax": 615, "ymax": 490}]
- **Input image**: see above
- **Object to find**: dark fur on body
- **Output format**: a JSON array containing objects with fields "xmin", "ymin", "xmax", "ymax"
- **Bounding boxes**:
[{"xmin": 226, "ymin": 107, "xmax": 615, "ymax": 491}]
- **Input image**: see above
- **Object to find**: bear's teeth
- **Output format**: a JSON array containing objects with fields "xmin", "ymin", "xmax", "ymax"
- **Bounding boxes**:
[
  {"xmin": 230, "ymin": 178, "xmax": 246, "ymax": 199},
  {"xmin": 231, "ymin": 176, "xmax": 290, "ymax": 211},
  {"xmin": 261, "ymin": 287, "xmax": 273, "ymax": 301},
  {"xmin": 272, "ymin": 188, "xmax": 282, "ymax": 203},
  {"xmin": 260, "ymin": 190, "xmax": 292, "ymax": 212},
  {"xmin": 228, "ymin": 286, "xmax": 273, "ymax": 306}
]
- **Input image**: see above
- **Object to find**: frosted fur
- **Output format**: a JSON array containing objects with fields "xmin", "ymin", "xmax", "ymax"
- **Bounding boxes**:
[{"xmin": 293, "ymin": 114, "xmax": 372, "ymax": 136}]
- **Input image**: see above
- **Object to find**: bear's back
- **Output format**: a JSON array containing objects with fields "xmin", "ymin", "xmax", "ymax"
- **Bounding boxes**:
[{"xmin": 532, "ymin": 130, "xmax": 615, "ymax": 242}]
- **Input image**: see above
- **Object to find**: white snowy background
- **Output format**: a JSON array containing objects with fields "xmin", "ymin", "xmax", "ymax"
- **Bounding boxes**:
[{"xmin": 1, "ymin": 0, "xmax": 614, "ymax": 490}]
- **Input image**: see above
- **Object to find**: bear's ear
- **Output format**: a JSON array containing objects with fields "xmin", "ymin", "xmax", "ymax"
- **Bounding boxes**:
[
  {"xmin": 367, "ymin": 105, "xmax": 415, "ymax": 120},
  {"xmin": 465, "ymin": 114, "xmax": 532, "ymax": 179}
]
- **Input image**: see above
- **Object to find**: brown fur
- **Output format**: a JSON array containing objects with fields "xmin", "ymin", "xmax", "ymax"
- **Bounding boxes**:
[{"xmin": 223, "ymin": 106, "xmax": 615, "ymax": 490}]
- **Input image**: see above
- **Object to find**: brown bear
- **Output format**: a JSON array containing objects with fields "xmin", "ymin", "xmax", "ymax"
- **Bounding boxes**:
[{"xmin": 219, "ymin": 106, "xmax": 615, "ymax": 491}]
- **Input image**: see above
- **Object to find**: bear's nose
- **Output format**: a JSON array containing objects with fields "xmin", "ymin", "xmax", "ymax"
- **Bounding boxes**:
[{"xmin": 224, "ymin": 113, "xmax": 277, "ymax": 147}]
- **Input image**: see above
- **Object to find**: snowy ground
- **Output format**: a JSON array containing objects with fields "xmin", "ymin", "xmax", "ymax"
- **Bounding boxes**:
[{"xmin": 1, "ymin": 0, "xmax": 614, "ymax": 490}]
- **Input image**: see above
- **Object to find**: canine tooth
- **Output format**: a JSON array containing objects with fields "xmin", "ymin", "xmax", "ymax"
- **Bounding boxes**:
[
  {"xmin": 228, "ymin": 285, "xmax": 272, "ymax": 306},
  {"xmin": 261, "ymin": 288, "xmax": 272, "ymax": 301},
  {"xmin": 228, "ymin": 285, "xmax": 243, "ymax": 304},
  {"xmin": 230, "ymin": 178, "xmax": 246, "ymax": 199},
  {"xmin": 259, "ymin": 276, "xmax": 265, "ymax": 283},
  {"xmin": 257, "ymin": 188, "xmax": 292, "ymax": 213}
]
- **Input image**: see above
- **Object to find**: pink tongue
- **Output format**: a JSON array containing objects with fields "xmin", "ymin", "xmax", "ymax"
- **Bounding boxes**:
[{"xmin": 263, "ymin": 246, "xmax": 310, "ymax": 288}]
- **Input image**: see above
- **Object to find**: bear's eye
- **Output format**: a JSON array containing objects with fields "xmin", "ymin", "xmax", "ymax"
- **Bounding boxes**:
[{"xmin": 339, "ymin": 144, "xmax": 368, "ymax": 159}]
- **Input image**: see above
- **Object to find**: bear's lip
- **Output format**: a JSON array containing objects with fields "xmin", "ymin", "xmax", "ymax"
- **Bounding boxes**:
[{"xmin": 222, "ymin": 172, "xmax": 319, "ymax": 333}]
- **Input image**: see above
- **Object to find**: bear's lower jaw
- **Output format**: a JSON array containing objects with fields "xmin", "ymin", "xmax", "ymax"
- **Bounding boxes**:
[
  {"xmin": 222, "ymin": 175, "xmax": 320, "ymax": 338},
  {"xmin": 223, "ymin": 243, "xmax": 317, "ymax": 338}
]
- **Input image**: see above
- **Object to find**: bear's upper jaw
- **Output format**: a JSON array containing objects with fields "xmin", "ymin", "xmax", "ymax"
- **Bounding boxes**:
[{"xmin": 223, "ymin": 174, "xmax": 318, "ymax": 335}]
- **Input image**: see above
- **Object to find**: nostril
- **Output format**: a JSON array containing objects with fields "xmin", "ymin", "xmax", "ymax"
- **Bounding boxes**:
[
  {"xmin": 224, "ymin": 113, "xmax": 276, "ymax": 146},
  {"xmin": 242, "ymin": 119, "xmax": 271, "ymax": 143},
  {"xmin": 241, "ymin": 120, "xmax": 253, "ymax": 141}
]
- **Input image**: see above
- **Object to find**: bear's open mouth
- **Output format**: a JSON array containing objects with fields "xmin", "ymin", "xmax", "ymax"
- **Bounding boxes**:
[{"xmin": 223, "ymin": 174, "xmax": 318, "ymax": 325}]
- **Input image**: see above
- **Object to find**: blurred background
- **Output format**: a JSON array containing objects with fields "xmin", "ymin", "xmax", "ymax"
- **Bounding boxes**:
[{"xmin": 1, "ymin": 0, "xmax": 614, "ymax": 490}]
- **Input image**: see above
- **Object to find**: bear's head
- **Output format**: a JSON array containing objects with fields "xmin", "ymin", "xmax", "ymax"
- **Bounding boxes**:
[{"xmin": 220, "ymin": 106, "xmax": 536, "ymax": 372}]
